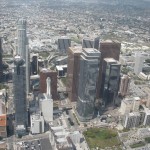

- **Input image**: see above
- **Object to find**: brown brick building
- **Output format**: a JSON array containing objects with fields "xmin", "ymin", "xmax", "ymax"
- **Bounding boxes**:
[
  {"xmin": 96, "ymin": 40, "xmax": 121, "ymax": 98},
  {"xmin": 40, "ymin": 69, "xmax": 58, "ymax": 100},
  {"xmin": 0, "ymin": 114, "xmax": 7, "ymax": 138},
  {"xmin": 67, "ymin": 47, "xmax": 82, "ymax": 102}
]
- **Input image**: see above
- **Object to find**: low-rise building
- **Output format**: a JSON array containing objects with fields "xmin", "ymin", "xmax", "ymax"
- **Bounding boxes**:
[
  {"xmin": 30, "ymin": 113, "xmax": 44, "ymax": 134},
  {"xmin": 0, "ymin": 114, "xmax": 7, "ymax": 138},
  {"xmin": 124, "ymin": 112, "xmax": 140, "ymax": 128}
]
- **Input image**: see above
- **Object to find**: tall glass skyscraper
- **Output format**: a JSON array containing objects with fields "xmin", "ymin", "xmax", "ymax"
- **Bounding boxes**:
[
  {"xmin": 101, "ymin": 58, "xmax": 121, "ymax": 106},
  {"xmin": 76, "ymin": 48, "xmax": 100, "ymax": 121},
  {"xmin": 17, "ymin": 18, "xmax": 30, "ymax": 94},
  {"xmin": 13, "ymin": 56, "xmax": 27, "ymax": 135}
]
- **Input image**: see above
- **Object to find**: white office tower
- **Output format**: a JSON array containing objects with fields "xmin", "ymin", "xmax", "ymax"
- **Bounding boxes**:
[
  {"xmin": 124, "ymin": 112, "xmax": 140, "ymax": 128},
  {"xmin": 17, "ymin": 18, "xmax": 30, "ymax": 94},
  {"xmin": 143, "ymin": 108, "xmax": 150, "ymax": 126},
  {"xmin": 134, "ymin": 53, "xmax": 145, "ymax": 75},
  {"xmin": 40, "ymin": 77, "xmax": 53, "ymax": 122}
]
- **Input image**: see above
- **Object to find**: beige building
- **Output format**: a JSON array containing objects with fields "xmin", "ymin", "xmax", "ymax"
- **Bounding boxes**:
[{"xmin": 119, "ymin": 75, "xmax": 130, "ymax": 97}]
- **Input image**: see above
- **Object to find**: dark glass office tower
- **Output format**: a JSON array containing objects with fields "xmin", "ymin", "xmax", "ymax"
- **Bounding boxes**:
[
  {"xmin": 96, "ymin": 41, "xmax": 121, "ymax": 98},
  {"xmin": 58, "ymin": 37, "xmax": 71, "ymax": 54},
  {"xmin": 13, "ymin": 56, "xmax": 27, "ymax": 135},
  {"xmin": 31, "ymin": 54, "xmax": 38, "ymax": 75},
  {"xmin": 76, "ymin": 48, "xmax": 100, "ymax": 121},
  {"xmin": 101, "ymin": 58, "xmax": 120, "ymax": 106}
]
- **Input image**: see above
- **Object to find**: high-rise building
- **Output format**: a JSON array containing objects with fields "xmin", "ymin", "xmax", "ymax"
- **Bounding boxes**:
[
  {"xmin": 101, "ymin": 58, "xmax": 120, "ymax": 106},
  {"xmin": 13, "ymin": 56, "xmax": 27, "ymax": 135},
  {"xmin": 40, "ymin": 69, "xmax": 57, "ymax": 100},
  {"xmin": 17, "ymin": 19, "xmax": 27, "ymax": 59},
  {"xmin": 58, "ymin": 37, "xmax": 71, "ymax": 54},
  {"xmin": 76, "ymin": 48, "xmax": 100, "ymax": 121},
  {"xmin": 134, "ymin": 53, "xmax": 145, "ymax": 75},
  {"xmin": 119, "ymin": 75, "xmax": 130, "ymax": 97},
  {"xmin": 67, "ymin": 47, "xmax": 82, "ymax": 102},
  {"xmin": 82, "ymin": 37, "xmax": 100, "ymax": 50},
  {"xmin": 96, "ymin": 41, "xmax": 121, "ymax": 98},
  {"xmin": 31, "ymin": 54, "xmax": 38, "ymax": 75},
  {"xmin": 0, "ymin": 38, "xmax": 3, "ymax": 82},
  {"xmin": 17, "ymin": 18, "xmax": 30, "ymax": 94}
]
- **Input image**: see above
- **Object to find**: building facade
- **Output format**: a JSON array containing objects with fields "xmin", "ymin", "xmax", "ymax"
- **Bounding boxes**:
[
  {"xmin": 58, "ymin": 37, "xmax": 71, "ymax": 54},
  {"xmin": 67, "ymin": 47, "xmax": 82, "ymax": 102},
  {"xmin": 134, "ymin": 53, "xmax": 145, "ymax": 75},
  {"xmin": 96, "ymin": 41, "xmax": 121, "ymax": 98},
  {"xmin": 119, "ymin": 75, "xmax": 130, "ymax": 97},
  {"xmin": 30, "ymin": 113, "xmax": 44, "ymax": 134},
  {"xmin": 40, "ymin": 69, "xmax": 57, "ymax": 100},
  {"xmin": 17, "ymin": 18, "xmax": 30, "ymax": 94},
  {"xmin": 13, "ymin": 56, "xmax": 27, "ymax": 135},
  {"xmin": 0, "ymin": 38, "xmax": 3, "ymax": 82},
  {"xmin": 124, "ymin": 112, "xmax": 140, "ymax": 128},
  {"xmin": 82, "ymin": 37, "xmax": 100, "ymax": 50},
  {"xmin": 101, "ymin": 58, "xmax": 121, "ymax": 106},
  {"xmin": 76, "ymin": 48, "xmax": 100, "ymax": 121},
  {"xmin": 31, "ymin": 54, "xmax": 38, "ymax": 75}
]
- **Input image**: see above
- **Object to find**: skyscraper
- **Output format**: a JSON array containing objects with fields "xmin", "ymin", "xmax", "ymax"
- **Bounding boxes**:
[
  {"xmin": 17, "ymin": 18, "xmax": 30, "ymax": 94},
  {"xmin": 0, "ymin": 38, "xmax": 3, "ymax": 82},
  {"xmin": 134, "ymin": 53, "xmax": 145, "ymax": 75},
  {"xmin": 67, "ymin": 47, "xmax": 82, "ymax": 102},
  {"xmin": 17, "ymin": 19, "xmax": 27, "ymax": 58},
  {"xmin": 119, "ymin": 75, "xmax": 130, "ymax": 97},
  {"xmin": 76, "ymin": 48, "xmax": 100, "ymax": 121},
  {"xmin": 58, "ymin": 37, "xmax": 71, "ymax": 54},
  {"xmin": 96, "ymin": 40, "xmax": 121, "ymax": 98},
  {"xmin": 13, "ymin": 56, "xmax": 27, "ymax": 135},
  {"xmin": 101, "ymin": 58, "xmax": 121, "ymax": 106}
]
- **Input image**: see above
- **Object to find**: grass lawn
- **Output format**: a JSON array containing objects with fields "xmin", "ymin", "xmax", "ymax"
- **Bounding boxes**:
[
  {"xmin": 145, "ymin": 137, "xmax": 150, "ymax": 143},
  {"xmin": 83, "ymin": 128, "xmax": 121, "ymax": 149}
]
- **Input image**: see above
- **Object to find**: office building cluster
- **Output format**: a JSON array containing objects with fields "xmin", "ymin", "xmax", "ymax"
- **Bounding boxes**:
[{"xmin": 67, "ymin": 40, "xmax": 128, "ymax": 121}]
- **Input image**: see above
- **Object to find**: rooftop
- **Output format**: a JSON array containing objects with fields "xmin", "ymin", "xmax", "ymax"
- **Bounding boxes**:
[{"xmin": 0, "ymin": 114, "xmax": 6, "ymax": 127}]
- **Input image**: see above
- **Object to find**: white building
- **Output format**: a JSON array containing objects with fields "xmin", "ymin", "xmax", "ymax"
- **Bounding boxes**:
[
  {"xmin": 69, "ymin": 131, "xmax": 81, "ymax": 144},
  {"xmin": 40, "ymin": 77, "xmax": 53, "ymax": 122},
  {"xmin": 49, "ymin": 126, "xmax": 72, "ymax": 150},
  {"xmin": 124, "ymin": 112, "xmax": 140, "ymax": 128},
  {"xmin": 134, "ymin": 53, "xmax": 146, "ymax": 75},
  {"xmin": 132, "ymin": 97, "xmax": 140, "ymax": 112},
  {"xmin": 119, "ymin": 98, "xmax": 133, "ymax": 115},
  {"xmin": 30, "ymin": 113, "xmax": 44, "ymax": 134}
]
